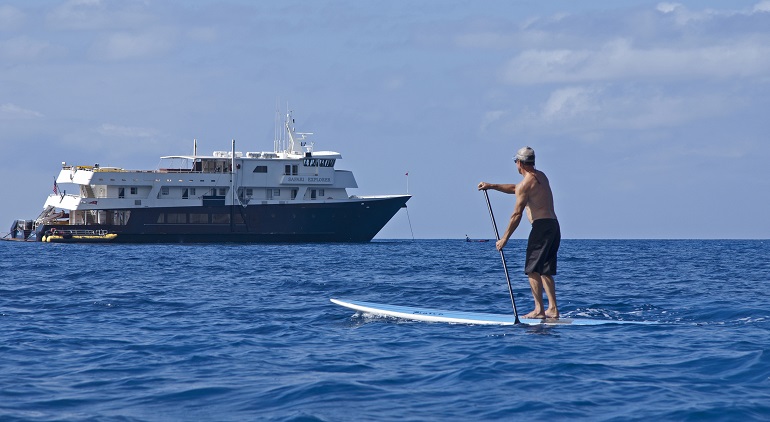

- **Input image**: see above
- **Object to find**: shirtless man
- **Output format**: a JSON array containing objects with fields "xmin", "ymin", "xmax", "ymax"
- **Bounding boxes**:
[{"xmin": 478, "ymin": 146, "xmax": 561, "ymax": 319}]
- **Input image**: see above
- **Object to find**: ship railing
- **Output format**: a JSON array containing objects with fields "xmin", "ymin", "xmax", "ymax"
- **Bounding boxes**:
[
  {"xmin": 63, "ymin": 166, "xmax": 237, "ymax": 175},
  {"xmin": 48, "ymin": 229, "xmax": 111, "ymax": 236}
]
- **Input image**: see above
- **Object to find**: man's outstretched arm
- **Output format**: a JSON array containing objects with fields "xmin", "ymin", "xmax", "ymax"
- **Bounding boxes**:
[{"xmin": 478, "ymin": 182, "xmax": 516, "ymax": 194}]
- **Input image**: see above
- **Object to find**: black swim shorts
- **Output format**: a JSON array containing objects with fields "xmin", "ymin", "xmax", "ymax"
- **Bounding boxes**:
[{"xmin": 525, "ymin": 218, "xmax": 561, "ymax": 275}]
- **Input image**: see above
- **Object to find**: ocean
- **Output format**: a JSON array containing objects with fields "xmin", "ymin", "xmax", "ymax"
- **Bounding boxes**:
[{"xmin": 1, "ymin": 239, "xmax": 768, "ymax": 421}]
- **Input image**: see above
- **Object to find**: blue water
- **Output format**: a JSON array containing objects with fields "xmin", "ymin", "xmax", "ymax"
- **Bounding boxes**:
[{"xmin": 1, "ymin": 239, "xmax": 769, "ymax": 421}]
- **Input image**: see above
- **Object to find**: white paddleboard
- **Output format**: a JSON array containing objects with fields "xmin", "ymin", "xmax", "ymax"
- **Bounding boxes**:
[{"xmin": 331, "ymin": 298, "xmax": 653, "ymax": 326}]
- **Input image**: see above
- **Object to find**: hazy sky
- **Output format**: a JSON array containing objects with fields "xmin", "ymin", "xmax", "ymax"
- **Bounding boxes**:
[{"xmin": 1, "ymin": 0, "xmax": 768, "ymax": 239}]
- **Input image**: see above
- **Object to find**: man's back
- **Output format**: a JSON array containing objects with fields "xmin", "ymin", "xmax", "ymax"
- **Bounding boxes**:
[{"xmin": 520, "ymin": 169, "xmax": 557, "ymax": 222}]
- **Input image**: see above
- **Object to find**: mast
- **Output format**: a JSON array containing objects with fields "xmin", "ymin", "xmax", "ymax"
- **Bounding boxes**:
[
  {"xmin": 284, "ymin": 109, "xmax": 313, "ymax": 155},
  {"xmin": 231, "ymin": 139, "xmax": 236, "ymax": 206},
  {"xmin": 286, "ymin": 111, "xmax": 295, "ymax": 154}
]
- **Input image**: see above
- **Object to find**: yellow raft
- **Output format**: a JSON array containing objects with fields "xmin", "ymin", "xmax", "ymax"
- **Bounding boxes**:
[{"xmin": 43, "ymin": 231, "xmax": 118, "ymax": 243}]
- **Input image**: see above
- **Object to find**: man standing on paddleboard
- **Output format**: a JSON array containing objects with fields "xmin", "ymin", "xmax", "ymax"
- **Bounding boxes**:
[{"xmin": 478, "ymin": 146, "xmax": 561, "ymax": 319}]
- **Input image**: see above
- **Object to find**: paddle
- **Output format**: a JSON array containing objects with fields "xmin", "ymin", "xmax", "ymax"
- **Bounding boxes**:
[{"xmin": 483, "ymin": 190, "xmax": 521, "ymax": 324}]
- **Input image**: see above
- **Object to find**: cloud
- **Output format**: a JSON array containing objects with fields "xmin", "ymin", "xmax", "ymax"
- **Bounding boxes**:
[
  {"xmin": 541, "ymin": 86, "xmax": 601, "ymax": 119},
  {"xmin": 46, "ymin": 0, "xmax": 113, "ymax": 30},
  {"xmin": 657, "ymin": 1, "xmax": 770, "ymax": 23},
  {"xmin": 0, "ymin": 36, "xmax": 63, "ymax": 61},
  {"xmin": 98, "ymin": 123, "xmax": 159, "ymax": 138},
  {"xmin": 500, "ymin": 38, "xmax": 770, "ymax": 85},
  {"xmin": 186, "ymin": 27, "xmax": 217, "ymax": 43},
  {"xmin": 480, "ymin": 110, "xmax": 505, "ymax": 132},
  {"xmin": 57, "ymin": 123, "xmax": 170, "ymax": 164},
  {"xmin": 0, "ymin": 5, "xmax": 25, "ymax": 31},
  {"xmin": 46, "ymin": 0, "xmax": 155, "ymax": 31},
  {"xmin": 656, "ymin": 3, "xmax": 680, "ymax": 14},
  {"xmin": 492, "ymin": 84, "xmax": 737, "ymax": 138},
  {"xmin": 0, "ymin": 103, "xmax": 44, "ymax": 119},
  {"xmin": 89, "ymin": 28, "xmax": 177, "ymax": 60},
  {"xmin": 754, "ymin": 1, "xmax": 770, "ymax": 13}
]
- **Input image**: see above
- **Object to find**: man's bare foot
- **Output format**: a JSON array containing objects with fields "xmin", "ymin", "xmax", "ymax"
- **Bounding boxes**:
[
  {"xmin": 545, "ymin": 308, "xmax": 559, "ymax": 319},
  {"xmin": 523, "ymin": 310, "xmax": 545, "ymax": 319}
]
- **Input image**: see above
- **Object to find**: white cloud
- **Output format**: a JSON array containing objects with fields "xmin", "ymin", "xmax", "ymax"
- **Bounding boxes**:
[
  {"xmin": 0, "ymin": 36, "xmax": 62, "ymax": 61},
  {"xmin": 0, "ymin": 5, "xmax": 24, "ymax": 31},
  {"xmin": 753, "ymin": 1, "xmax": 770, "ymax": 13},
  {"xmin": 47, "ymin": 0, "xmax": 111, "ymax": 30},
  {"xmin": 656, "ymin": 3, "xmax": 680, "ymax": 14},
  {"xmin": 480, "ymin": 110, "xmax": 505, "ymax": 133},
  {"xmin": 98, "ymin": 123, "xmax": 158, "ymax": 138},
  {"xmin": 0, "ymin": 103, "xmax": 44, "ymax": 119},
  {"xmin": 493, "ymin": 84, "xmax": 738, "ymax": 139},
  {"xmin": 383, "ymin": 77, "xmax": 404, "ymax": 90},
  {"xmin": 57, "ymin": 123, "xmax": 168, "ymax": 164},
  {"xmin": 501, "ymin": 38, "xmax": 770, "ymax": 85},
  {"xmin": 455, "ymin": 31, "xmax": 518, "ymax": 50},
  {"xmin": 655, "ymin": 2, "xmax": 705, "ymax": 25},
  {"xmin": 186, "ymin": 27, "xmax": 217, "ymax": 43},
  {"xmin": 46, "ymin": 0, "xmax": 154, "ymax": 31},
  {"xmin": 90, "ymin": 28, "xmax": 177, "ymax": 60},
  {"xmin": 656, "ymin": 1, "xmax": 770, "ymax": 24},
  {"xmin": 542, "ymin": 86, "xmax": 601, "ymax": 119}
]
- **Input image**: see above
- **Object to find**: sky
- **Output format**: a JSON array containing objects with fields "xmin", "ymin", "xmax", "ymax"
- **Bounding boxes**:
[{"xmin": 1, "ymin": 0, "xmax": 769, "ymax": 239}]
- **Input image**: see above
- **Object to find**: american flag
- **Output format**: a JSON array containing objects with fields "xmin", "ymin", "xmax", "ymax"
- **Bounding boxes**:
[{"xmin": 53, "ymin": 179, "xmax": 59, "ymax": 195}]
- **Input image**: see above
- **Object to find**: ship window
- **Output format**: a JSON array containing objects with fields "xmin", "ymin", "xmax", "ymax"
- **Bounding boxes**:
[
  {"xmin": 218, "ymin": 188, "xmax": 227, "ymax": 196},
  {"xmin": 190, "ymin": 188, "xmax": 196, "ymax": 195},
  {"xmin": 118, "ymin": 188, "xmax": 125, "ymax": 198},
  {"xmin": 166, "ymin": 213, "xmax": 186, "ymax": 224},
  {"xmin": 303, "ymin": 158, "xmax": 336, "ymax": 167},
  {"xmin": 310, "ymin": 189, "xmax": 316, "ymax": 199},
  {"xmin": 212, "ymin": 214, "xmax": 230, "ymax": 224},
  {"xmin": 156, "ymin": 214, "xmax": 165, "ymax": 223},
  {"xmin": 319, "ymin": 189, "xmax": 325, "ymax": 196},
  {"xmin": 292, "ymin": 165, "xmax": 298, "ymax": 175},
  {"xmin": 291, "ymin": 189, "xmax": 298, "ymax": 199},
  {"xmin": 135, "ymin": 200, "xmax": 142, "ymax": 206},
  {"xmin": 182, "ymin": 189, "xmax": 189, "ymax": 199},
  {"xmin": 254, "ymin": 165, "xmax": 268, "ymax": 173},
  {"xmin": 189, "ymin": 213, "xmax": 208, "ymax": 224},
  {"xmin": 245, "ymin": 188, "xmax": 253, "ymax": 196},
  {"xmin": 161, "ymin": 187, "xmax": 169, "ymax": 195},
  {"xmin": 130, "ymin": 187, "xmax": 138, "ymax": 195},
  {"xmin": 284, "ymin": 165, "xmax": 291, "ymax": 175}
]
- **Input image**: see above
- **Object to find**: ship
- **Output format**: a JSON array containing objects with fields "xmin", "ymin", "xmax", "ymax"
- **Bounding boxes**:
[{"xmin": 5, "ymin": 110, "xmax": 410, "ymax": 243}]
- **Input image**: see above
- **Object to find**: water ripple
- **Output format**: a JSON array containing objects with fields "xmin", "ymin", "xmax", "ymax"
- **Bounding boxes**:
[{"xmin": 1, "ymin": 240, "xmax": 769, "ymax": 421}]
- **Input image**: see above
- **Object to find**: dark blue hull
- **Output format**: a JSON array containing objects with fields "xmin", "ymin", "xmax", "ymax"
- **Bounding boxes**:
[{"xmin": 36, "ymin": 196, "xmax": 410, "ymax": 243}]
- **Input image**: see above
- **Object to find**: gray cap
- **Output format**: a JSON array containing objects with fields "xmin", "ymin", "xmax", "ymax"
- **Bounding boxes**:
[{"xmin": 514, "ymin": 146, "xmax": 535, "ymax": 164}]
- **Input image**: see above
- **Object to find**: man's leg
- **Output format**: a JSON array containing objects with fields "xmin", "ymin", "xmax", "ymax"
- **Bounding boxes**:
[
  {"xmin": 523, "ymin": 272, "xmax": 545, "ymax": 319},
  {"xmin": 542, "ymin": 275, "xmax": 559, "ymax": 319}
]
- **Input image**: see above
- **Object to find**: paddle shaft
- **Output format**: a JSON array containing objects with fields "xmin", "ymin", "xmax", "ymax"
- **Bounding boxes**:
[{"xmin": 483, "ymin": 190, "xmax": 521, "ymax": 324}]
